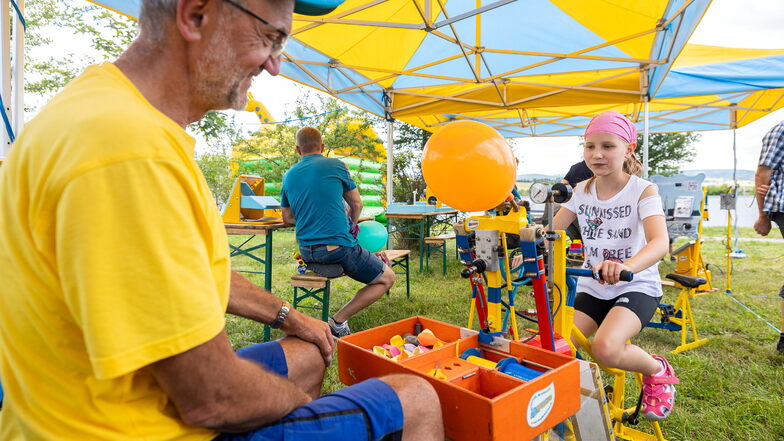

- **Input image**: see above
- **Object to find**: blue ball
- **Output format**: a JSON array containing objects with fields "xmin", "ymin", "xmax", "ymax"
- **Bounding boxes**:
[{"xmin": 356, "ymin": 220, "xmax": 388, "ymax": 253}]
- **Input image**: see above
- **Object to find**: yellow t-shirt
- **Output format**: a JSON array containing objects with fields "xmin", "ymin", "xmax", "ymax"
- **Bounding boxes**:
[{"xmin": 0, "ymin": 63, "xmax": 228, "ymax": 441}]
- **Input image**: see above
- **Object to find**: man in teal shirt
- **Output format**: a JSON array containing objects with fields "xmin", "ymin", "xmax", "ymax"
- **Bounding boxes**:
[{"xmin": 281, "ymin": 127, "xmax": 395, "ymax": 337}]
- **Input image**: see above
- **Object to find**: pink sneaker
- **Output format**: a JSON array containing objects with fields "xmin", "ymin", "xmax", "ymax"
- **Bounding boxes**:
[{"xmin": 641, "ymin": 355, "xmax": 680, "ymax": 421}]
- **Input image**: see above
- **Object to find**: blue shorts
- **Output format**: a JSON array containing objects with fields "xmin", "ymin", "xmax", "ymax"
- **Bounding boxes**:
[
  {"xmin": 214, "ymin": 341, "xmax": 404, "ymax": 441},
  {"xmin": 300, "ymin": 244, "xmax": 385, "ymax": 285}
]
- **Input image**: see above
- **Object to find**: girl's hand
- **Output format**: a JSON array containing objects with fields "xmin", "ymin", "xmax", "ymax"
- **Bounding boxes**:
[{"xmin": 592, "ymin": 260, "xmax": 632, "ymax": 285}]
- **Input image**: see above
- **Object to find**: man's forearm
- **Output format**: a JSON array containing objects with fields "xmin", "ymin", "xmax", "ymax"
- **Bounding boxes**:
[
  {"xmin": 756, "ymin": 166, "xmax": 772, "ymax": 215},
  {"xmin": 200, "ymin": 356, "xmax": 310, "ymax": 432},
  {"xmin": 152, "ymin": 331, "xmax": 310, "ymax": 433},
  {"xmin": 349, "ymin": 203, "xmax": 362, "ymax": 223},
  {"xmin": 227, "ymin": 272, "xmax": 282, "ymax": 324}
]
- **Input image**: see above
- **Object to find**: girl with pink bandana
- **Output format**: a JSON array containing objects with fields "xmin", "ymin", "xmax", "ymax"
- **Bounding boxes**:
[{"xmin": 554, "ymin": 110, "xmax": 680, "ymax": 421}]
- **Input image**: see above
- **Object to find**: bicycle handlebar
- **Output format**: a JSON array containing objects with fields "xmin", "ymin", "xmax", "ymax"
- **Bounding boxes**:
[{"xmin": 566, "ymin": 268, "xmax": 633, "ymax": 282}]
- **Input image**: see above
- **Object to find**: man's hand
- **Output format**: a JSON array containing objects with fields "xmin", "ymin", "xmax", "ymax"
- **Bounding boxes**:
[
  {"xmin": 349, "ymin": 221, "xmax": 360, "ymax": 239},
  {"xmin": 754, "ymin": 215, "xmax": 772, "ymax": 236},
  {"xmin": 280, "ymin": 310, "xmax": 334, "ymax": 365},
  {"xmin": 757, "ymin": 184, "xmax": 770, "ymax": 198}
]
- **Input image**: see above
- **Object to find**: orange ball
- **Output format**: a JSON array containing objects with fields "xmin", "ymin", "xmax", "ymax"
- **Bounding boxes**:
[
  {"xmin": 422, "ymin": 121, "xmax": 516, "ymax": 212},
  {"xmin": 417, "ymin": 328, "xmax": 437, "ymax": 347}
]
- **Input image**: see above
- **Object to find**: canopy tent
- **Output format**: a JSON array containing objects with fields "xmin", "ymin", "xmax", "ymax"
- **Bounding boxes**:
[
  {"xmin": 81, "ymin": 2, "xmax": 783, "ymax": 138},
  {"xmin": 39, "ymin": 2, "xmax": 784, "ymax": 193},
  {"xmin": 409, "ymin": 44, "xmax": 784, "ymax": 137},
  {"xmin": 86, "ymin": 0, "xmax": 710, "ymax": 119}
]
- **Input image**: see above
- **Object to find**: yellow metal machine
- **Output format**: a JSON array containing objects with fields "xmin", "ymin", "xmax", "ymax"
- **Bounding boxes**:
[
  {"xmin": 221, "ymin": 175, "xmax": 283, "ymax": 225},
  {"xmin": 671, "ymin": 193, "xmax": 714, "ymax": 293},
  {"xmin": 458, "ymin": 208, "xmax": 534, "ymax": 342}
]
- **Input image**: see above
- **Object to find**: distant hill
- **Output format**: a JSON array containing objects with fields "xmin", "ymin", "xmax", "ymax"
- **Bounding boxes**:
[
  {"xmin": 681, "ymin": 169, "xmax": 755, "ymax": 181},
  {"xmin": 517, "ymin": 173, "xmax": 561, "ymax": 181},
  {"xmin": 517, "ymin": 169, "xmax": 755, "ymax": 182}
]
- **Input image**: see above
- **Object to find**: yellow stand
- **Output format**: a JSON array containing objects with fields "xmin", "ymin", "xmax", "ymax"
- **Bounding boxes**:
[
  {"xmin": 672, "ymin": 190, "xmax": 715, "ymax": 293},
  {"xmin": 660, "ymin": 275, "xmax": 709, "ymax": 354},
  {"xmin": 221, "ymin": 175, "xmax": 282, "ymax": 225}
]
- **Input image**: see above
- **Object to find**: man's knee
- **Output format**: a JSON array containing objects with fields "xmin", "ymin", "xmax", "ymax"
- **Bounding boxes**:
[
  {"xmin": 279, "ymin": 337, "xmax": 327, "ymax": 385},
  {"xmin": 380, "ymin": 374, "xmax": 441, "ymax": 421},
  {"xmin": 373, "ymin": 266, "xmax": 395, "ymax": 288}
]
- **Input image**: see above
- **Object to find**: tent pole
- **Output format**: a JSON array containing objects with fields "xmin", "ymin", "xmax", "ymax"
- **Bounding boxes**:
[
  {"xmin": 386, "ymin": 119, "xmax": 394, "ymax": 205},
  {"xmin": 643, "ymin": 98, "xmax": 649, "ymax": 178},
  {"xmin": 1, "ymin": 0, "xmax": 10, "ymax": 157},
  {"xmin": 12, "ymin": 0, "xmax": 23, "ymax": 136}
]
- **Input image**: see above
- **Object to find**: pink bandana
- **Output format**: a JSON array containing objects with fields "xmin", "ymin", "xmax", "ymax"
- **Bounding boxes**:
[{"xmin": 584, "ymin": 111, "xmax": 637, "ymax": 145}]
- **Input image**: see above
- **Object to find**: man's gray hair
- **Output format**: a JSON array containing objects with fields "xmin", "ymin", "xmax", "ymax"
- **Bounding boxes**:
[
  {"xmin": 139, "ymin": 0, "xmax": 245, "ymax": 43},
  {"xmin": 139, "ymin": 0, "xmax": 178, "ymax": 43}
]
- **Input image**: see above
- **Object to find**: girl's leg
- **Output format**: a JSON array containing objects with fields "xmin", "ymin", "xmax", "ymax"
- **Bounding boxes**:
[
  {"xmin": 571, "ymin": 292, "xmax": 611, "ymax": 347},
  {"xmin": 573, "ymin": 310, "xmax": 599, "ymax": 340},
  {"xmin": 590, "ymin": 306, "xmax": 660, "ymax": 375}
]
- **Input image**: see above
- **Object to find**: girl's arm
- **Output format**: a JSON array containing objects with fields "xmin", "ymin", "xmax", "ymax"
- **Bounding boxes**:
[
  {"xmin": 552, "ymin": 205, "xmax": 577, "ymax": 232},
  {"xmin": 593, "ymin": 185, "xmax": 668, "ymax": 284},
  {"xmin": 624, "ymin": 213, "xmax": 668, "ymax": 273}
]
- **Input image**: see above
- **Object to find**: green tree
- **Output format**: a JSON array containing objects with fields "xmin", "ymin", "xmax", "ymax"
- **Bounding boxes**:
[
  {"xmin": 391, "ymin": 122, "xmax": 431, "ymax": 203},
  {"xmin": 235, "ymin": 95, "xmax": 384, "ymax": 182},
  {"xmin": 24, "ymin": 1, "xmax": 136, "ymax": 102},
  {"xmin": 195, "ymin": 115, "xmax": 242, "ymax": 205},
  {"xmin": 637, "ymin": 133, "xmax": 700, "ymax": 176}
]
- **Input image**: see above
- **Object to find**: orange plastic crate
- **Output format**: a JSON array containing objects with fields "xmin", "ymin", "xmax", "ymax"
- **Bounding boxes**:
[{"xmin": 338, "ymin": 316, "xmax": 580, "ymax": 441}]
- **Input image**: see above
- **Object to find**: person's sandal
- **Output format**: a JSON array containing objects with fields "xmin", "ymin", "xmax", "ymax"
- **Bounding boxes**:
[{"xmin": 641, "ymin": 355, "xmax": 680, "ymax": 421}]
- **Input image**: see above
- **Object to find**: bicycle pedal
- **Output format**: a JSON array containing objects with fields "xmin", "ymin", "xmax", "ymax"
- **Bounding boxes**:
[{"xmin": 659, "ymin": 304, "xmax": 676, "ymax": 321}]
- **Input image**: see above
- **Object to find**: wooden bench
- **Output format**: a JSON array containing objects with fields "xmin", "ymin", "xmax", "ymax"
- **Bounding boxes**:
[
  {"xmin": 381, "ymin": 249, "xmax": 411, "ymax": 299},
  {"xmin": 283, "ymin": 250, "xmax": 412, "ymax": 340},
  {"xmin": 291, "ymin": 271, "xmax": 338, "ymax": 323},
  {"xmin": 424, "ymin": 234, "xmax": 456, "ymax": 274}
]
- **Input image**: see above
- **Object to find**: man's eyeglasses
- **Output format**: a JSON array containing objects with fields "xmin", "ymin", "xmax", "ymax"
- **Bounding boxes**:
[{"xmin": 223, "ymin": 0, "xmax": 290, "ymax": 57}]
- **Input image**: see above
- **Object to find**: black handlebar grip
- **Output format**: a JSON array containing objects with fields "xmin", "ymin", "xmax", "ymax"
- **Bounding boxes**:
[
  {"xmin": 566, "ymin": 268, "xmax": 634, "ymax": 282},
  {"xmin": 596, "ymin": 269, "xmax": 634, "ymax": 282}
]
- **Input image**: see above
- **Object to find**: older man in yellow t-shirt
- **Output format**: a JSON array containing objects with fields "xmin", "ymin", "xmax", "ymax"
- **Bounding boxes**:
[{"xmin": 0, "ymin": 1, "xmax": 442, "ymax": 441}]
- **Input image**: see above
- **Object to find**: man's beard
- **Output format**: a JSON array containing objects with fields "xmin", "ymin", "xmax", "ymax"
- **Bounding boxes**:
[{"xmin": 193, "ymin": 29, "xmax": 250, "ymax": 111}]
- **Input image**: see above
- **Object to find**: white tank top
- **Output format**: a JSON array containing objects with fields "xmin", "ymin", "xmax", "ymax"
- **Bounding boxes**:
[{"xmin": 562, "ymin": 175, "xmax": 664, "ymax": 299}]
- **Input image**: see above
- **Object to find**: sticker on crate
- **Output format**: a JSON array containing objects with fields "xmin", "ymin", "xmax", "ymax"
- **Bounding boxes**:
[{"xmin": 526, "ymin": 382, "xmax": 555, "ymax": 427}]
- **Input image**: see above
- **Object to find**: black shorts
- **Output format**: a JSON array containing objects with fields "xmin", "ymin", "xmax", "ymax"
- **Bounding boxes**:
[{"xmin": 575, "ymin": 292, "xmax": 661, "ymax": 329}]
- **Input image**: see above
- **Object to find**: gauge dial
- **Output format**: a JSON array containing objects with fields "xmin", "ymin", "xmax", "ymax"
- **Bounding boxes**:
[{"xmin": 528, "ymin": 182, "xmax": 551, "ymax": 204}]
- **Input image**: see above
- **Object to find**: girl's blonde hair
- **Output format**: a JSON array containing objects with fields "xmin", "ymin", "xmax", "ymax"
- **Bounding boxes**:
[{"xmin": 583, "ymin": 150, "xmax": 643, "ymax": 193}]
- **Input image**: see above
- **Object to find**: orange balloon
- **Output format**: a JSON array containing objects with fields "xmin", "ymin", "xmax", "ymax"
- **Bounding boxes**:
[{"xmin": 422, "ymin": 121, "xmax": 516, "ymax": 212}]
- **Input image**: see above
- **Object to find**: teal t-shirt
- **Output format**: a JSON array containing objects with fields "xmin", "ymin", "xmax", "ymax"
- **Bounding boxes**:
[{"xmin": 281, "ymin": 154, "xmax": 358, "ymax": 247}]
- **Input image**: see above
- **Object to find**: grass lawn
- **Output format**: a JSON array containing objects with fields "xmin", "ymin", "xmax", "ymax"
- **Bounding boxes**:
[{"xmin": 228, "ymin": 229, "xmax": 784, "ymax": 441}]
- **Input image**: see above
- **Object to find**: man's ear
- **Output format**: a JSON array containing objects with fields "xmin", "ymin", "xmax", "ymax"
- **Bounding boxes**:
[
  {"xmin": 176, "ymin": 0, "xmax": 213, "ymax": 43},
  {"xmin": 295, "ymin": 146, "xmax": 302, "ymax": 156}
]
